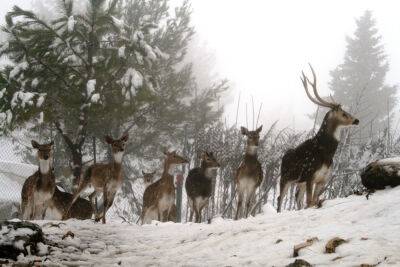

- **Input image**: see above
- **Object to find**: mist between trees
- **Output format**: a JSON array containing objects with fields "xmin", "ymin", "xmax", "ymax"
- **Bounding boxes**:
[{"xmin": 0, "ymin": 1, "xmax": 398, "ymax": 222}]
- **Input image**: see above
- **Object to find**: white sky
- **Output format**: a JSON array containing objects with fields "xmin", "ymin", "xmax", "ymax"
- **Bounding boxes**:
[{"xmin": 1, "ymin": 0, "xmax": 400, "ymax": 130}]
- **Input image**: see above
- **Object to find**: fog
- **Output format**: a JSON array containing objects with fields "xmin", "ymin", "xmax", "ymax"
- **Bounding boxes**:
[{"xmin": 2, "ymin": 0, "xmax": 400, "ymax": 130}]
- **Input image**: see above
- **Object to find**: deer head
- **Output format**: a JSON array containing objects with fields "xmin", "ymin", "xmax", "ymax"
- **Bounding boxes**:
[
  {"xmin": 241, "ymin": 126, "xmax": 263, "ymax": 155},
  {"xmin": 142, "ymin": 170, "xmax": 156, "ymax": 186},
  {"xmin": 301, "ymin": 64, "xmax": 359, "ymax": 128},
  {"xmin": 163, "ymin": 149, "xmax": 189, "ymax": 165},
  {"xmin": 200, "ymin": 151, "xmax": 220, "ymax": 169},
  {"xmin": 201, "ymin": 151, "xmax": 220, "ymax": 178},
  {"xmin": 31, "ymin": 140, "xmax": 54, "ymax": 174},
  {"xmin": 105, "ymin": 133, "xmax": 129, "ymax": 163}
]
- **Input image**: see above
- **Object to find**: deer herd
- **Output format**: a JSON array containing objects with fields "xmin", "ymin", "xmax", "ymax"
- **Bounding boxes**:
[{"xmin": 20, "ymin": 64, "xmax": 359, "ymax": 224}]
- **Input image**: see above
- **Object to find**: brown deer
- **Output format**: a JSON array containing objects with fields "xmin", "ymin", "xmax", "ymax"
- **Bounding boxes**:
[
  {"xmin": 235, "ymin": 126, "xmax": 263, "ymax": 220},
  {"xmin": 185, "ymin": 151, "xmax": 220, "ymax": 223},
  {"xmin": 142, "ymin": 170, "xmax": 156, "ymax": 188},
  {"xmin": 63, "ymin": 133, "xmax": 128, "ymax": 223},
  {"xmin": 141, "ymin": 150, "xmax": 188, "ymax": 224},
  {"xmin": 21, "ymin": 140, "xmax": 55, "ymax": 220},
  {"xmin": 277, "ymin": 64, "xmax": 359, "ymax": 212},
  {"xmin": 45, "ymin": 186, "xmax": 94, "ymax": 220}
]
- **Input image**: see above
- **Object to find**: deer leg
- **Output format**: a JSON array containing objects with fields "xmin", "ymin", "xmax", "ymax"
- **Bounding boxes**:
[
  {"xmin": 245, "ymin": 187, "xmax": 256, "ymax": 218},
  {"xmin": 188, "ymin": 198, "xmax": 194, "ymax": 222},
  {"xmin": 306, "ymin": 180, "xmax": 314, "ymax": 208},
  {"xmin": 235, "ymin": 192, "xmax": 243, "ymax": 220},
  {"xmin": 88, "ymin": 191, "xmax": 98, "ymax": 219},
  {"xmin": 313, "ymin": 181, "xmax": 325, "ymax": 206},
  {"xmin": 295, "ymin": 182, "xmax": 306, "ymax": 210},
  {"xmin": 277, "ymin": 181, "xmax": 290, "ymax": 213},
  {"xmin": 63, "ymin": 179, "xmax": 89, "ymax": 220},
  {"xmin": 102, "ymin": 185, "xmax": 108, "ymax": 224}
]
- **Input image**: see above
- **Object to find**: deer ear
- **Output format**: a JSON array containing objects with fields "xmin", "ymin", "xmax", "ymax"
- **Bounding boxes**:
[
  {"xmin": 256, "ymin": 125, "xmax": 263, "ymax": 133},
  {"xmin": 120, "ymin": 133, "xmax": 129, "ymax": 142},
  {"xmin": 241, "ymin": 127, "xmax": 248, "ymax": 135},
  {"xmin": 31, "ymin": 140, "xmax": 39, "ymax": 149},
  {"xmin": 105, "ymin": 135, "xmax": 113, "ymax": 144},
  {"xmin": 49, "ymin": 140, "xmax": 54, "ymax": 147},
  {"xmin": 163, "ymin": 148, "xmax": 168, "ymax": 156},
  {"xmin": 142, "ymin": 170, "xmax": 145, "ymax": 175}
]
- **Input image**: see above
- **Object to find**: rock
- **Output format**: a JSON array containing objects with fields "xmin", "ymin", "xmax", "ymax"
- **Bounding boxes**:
[
  {"xmin": 325, "ymin": 237, "xmax": 347, "ymax": 253},
  {"xmin": 286, "ymin": 259, "xmax": 312, "ymax": 267},
  {"xmin": 360, "ymin": 160, "xmax": 400, "ymax": 190},
  {"xmin": 0, "ymin": 220, "xmax": 47, "ymax": 260}
]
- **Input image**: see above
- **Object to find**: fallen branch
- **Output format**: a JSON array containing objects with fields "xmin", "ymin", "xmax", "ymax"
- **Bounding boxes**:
[{"xmin": 293, "ymin": 237, "xmax": 318, "ymax": 257}]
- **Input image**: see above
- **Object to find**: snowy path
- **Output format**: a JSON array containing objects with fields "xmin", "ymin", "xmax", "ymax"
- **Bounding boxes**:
[{"xmin": 18, "ymin": 187, "xmax": 400, "ymax": 266}]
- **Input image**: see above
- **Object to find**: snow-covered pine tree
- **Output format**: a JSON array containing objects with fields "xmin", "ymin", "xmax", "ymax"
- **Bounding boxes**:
[
  {"xmin": 0, "ymin": 0, "xmax": 164, "ymax": 183},
  {"xmin": 329, "ymin": 10, "xmax": 397, "ymax": 141}
]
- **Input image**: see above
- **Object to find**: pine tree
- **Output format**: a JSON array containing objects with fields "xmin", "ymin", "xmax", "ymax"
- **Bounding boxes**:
[
  {"xmin": 329, "ymin": 10, "xmax": 397, "ymax": 141},
  {"xmin": 0, "ymin": 0, "xmax": 170, "ymax": 182}
]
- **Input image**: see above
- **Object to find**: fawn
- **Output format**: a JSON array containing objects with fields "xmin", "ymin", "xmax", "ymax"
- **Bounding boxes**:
[
  {"xmin": 63, "ymin": 133, "xmax": 128, "ymax": 223},
  {"xmin": 45, "ymin": 186, "xmax": 94, "ymax": 220},
  {"xmin": 21, "ymin": 140, "xmax": 56, "ymax": 220},
  {"xmin": 141, "ymin": 150, "xmax": 188, "ymax": 224},
  {"xmin": 142, "ymin": 170, "xmax": 156, "ymax": 188},
  {"xmin": 185, "ymin": 151, "xmax": 220, "ymax": 223}
]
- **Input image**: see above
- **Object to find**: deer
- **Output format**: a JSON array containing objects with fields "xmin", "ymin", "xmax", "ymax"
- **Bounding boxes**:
[
  {"xmin": 21, "ymin": 140, "xmax": 56, "ymax": 220},
  {"xmin": 142, "ymin": 170, "xmax": 156, "ymax": 188},
  {"xmin": 45, "ymin": 186, "xmax": 94, "ymax": 220},
  {"xmin": 235, "ymin": 126, "xmax": 263, "ymax": 220},
  {"xmin": 62, "ymin": 133, "xmax": 128, "ymax": 223},
  {"xmin": 277, "ymin": 64, "xmax": 359, "ymax": 212},
  {"xmin": 185, "ymin": 151, "xmax": 220, "ymax": 223},
  {"xmin": 141, "ymin": 150, "xmax": 188, "ymax": 224}
]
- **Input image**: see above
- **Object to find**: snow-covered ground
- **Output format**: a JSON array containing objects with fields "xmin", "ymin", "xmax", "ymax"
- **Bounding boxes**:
[{"xmin": 11, "ymin": 186, "xmax": 400, "ymax": 266}]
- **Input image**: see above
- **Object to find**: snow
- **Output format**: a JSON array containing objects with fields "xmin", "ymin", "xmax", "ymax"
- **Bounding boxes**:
[
  {"xmin": 86, "ymin": 79, "xmax": 96, "ymax": 97},
  {"xmin": 7, "ymin": 187, "xmax": 400, "ymax": 266},
  {"xmin": 36, "ymin": 94, "xmax": 45, "ymax": 107},
  {"xmin": 68, "ymin": 16, "xmax": 75, "ymax": 32},
  {"xmin": 0, "ymin": 88, "xmax": 6, "ymax": 99},
  {"xmin": 376, "ymin": 157, "xmax": 400, "ymax": 165},
  {"xmin": 9, "ymin": 61, "xmax": 28, "ymax": 79},
  {"xmin": 11, "ymin": 91, "xmax": 35, "ymax": 108},
  {"xmin": 91, "ymin": 93, "xmax": 100, "ymax": 103},
  {"xmin": 120, "ymin": 68, "xmax": 143, "ymax": 98},
  {"xmin": 31, "ymin": 78, "xmax": 39, "ymax": 88},
  {"xmin": 38, "ymin": 112, "xmax": 44, "ymax": 124},
  {"xmin": 118, "ymin": 45, "xmax": 126, "ymax": 58}
]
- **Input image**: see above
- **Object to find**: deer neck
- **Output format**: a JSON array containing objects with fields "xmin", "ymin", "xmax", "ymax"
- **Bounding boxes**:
[
  {"xmin": 201, "ymin": 162, "xmax": 218, "ymax": 179},
  {"xmin": 316, "ymin": 114, "xmax": 341, "ymax": 143},
  {"xmin": 163, "ymin": 161, "xmax": 176, "ymax": 179},
  {"xmin": 245, "ymin": 145, "xmax": 258, "ymax": 157},
  {"xmin": 39, "ymin": 158, "xmax": 52, "ymax": 176},
  {"xmin": 110, "ymin": 152, "xmax": 123, "ymax": 176}
]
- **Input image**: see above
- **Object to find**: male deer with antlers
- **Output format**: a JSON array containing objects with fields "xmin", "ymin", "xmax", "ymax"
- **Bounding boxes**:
[
  {"xmin": 21, "ymin": 141, "xmax": 55, "ymax": 220},
  {"xmin": 141, "ymin": 150, "xmax": 188, "ymax": 224},
  {"xmin": 185, "ymin": 151, "xmax": 220, "ymax": 223},
  {"xmin": 277, "ymin": 64, "xmax": 359, "ymax": 212},
  {"xmin": 235, "ymin": 126, "xmax": 263, "ymax": 220},
  {"xmin": 62, "ymin": 133, "xmax": 128, "ymax": 223}
]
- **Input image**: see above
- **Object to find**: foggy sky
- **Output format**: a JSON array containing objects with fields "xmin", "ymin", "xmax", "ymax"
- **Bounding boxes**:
[{"xmin": 2, "ymin": 0, "xmax": 400, "ymax": 130}]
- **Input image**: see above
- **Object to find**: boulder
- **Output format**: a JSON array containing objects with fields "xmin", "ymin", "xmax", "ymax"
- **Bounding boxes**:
[
  {"xmin": 360, "ymin": 158, "xmax": 400, "ymax": 190},
  {"xmin": 0, "ymin": 220, "xmax": 48, "ymax": 260}
]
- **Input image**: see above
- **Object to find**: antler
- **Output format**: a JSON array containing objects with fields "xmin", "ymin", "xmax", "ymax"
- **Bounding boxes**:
[{"xmin": 301, "ymin": 64, "xmax": 338, "ymax": 108}]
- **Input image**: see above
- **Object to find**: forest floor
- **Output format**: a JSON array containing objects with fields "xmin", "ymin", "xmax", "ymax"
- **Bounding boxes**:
[{"xmin": 11, "ymin": 186, "xmax": 400, "ymax": 267}]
